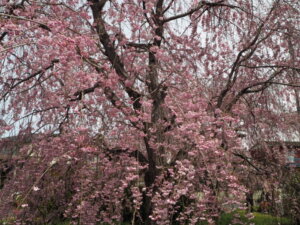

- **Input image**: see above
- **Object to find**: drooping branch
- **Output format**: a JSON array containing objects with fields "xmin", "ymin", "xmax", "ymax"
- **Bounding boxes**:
[
  {"xmin": 225, "ymin": 68, "xmax": 285, "ymax": 112},
  {"xmin": 216, "ymin": 23, "xmax": 265, "ymax": 109},
  {"xmin": 0, "ymin": 13, "xmax": 51, "ymax": 32},
  {"xmin": 12, "ymin": 107, "xmax": 59, "ymax": 124},
  {"xmin": 216, "ymin": 0, "xmax": 280, "ymax": 110},
  {"xmin": 1, "ymin": 59, "xmax": 59, "ymax": 101},
  {"xmin": 163, "ymin": 3, "xmax": 204, "ymax": 23},
  {"xmin": 163, "ymin": 0, "xmax": 240, "ymax": 23},
  {"xmin": 233, "ymin": 152, "xmax": 268, "ymax": 175},
  {"xmin": 240, "ymin": 64, "xmax": 300, "ymax": 71}
]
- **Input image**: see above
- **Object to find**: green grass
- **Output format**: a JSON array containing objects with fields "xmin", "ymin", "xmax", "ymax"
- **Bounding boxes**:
[
  {"xmin": 216, "ymin": 210, "xmax": 293, "ymax": 225},
  {"xmin": 252, "ymin": 212, "xmax": 291, "ymax": 225}
]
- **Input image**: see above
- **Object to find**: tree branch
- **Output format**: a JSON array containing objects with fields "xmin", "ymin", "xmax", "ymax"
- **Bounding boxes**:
[
  {"xmin": 0, "ymin": 32, "xmax": 7, "ymax": 42},
  {"xmin": 88, "ymin": 0, "xmax": 142, "ymax": 110},
  {"xmin": 0, "ymin": 13, "xmax": 51, "ymax": 31},
  {"xmin": 1, "ymin": 59, "xmax": 59, "ymax": 100},
  {"xmin": 71, "ymin": 82, "xmax": 101, "ymax": 102},
  {"xmin": 217, "ymin": 22, "xmax": 265, "ymax": 108},
  {"xmin": 163, "ymin": 2, "xmax": 204, "ymax": 23},
  {"xmin": 163, "ymin": 0, "xmax": 239, "ymax": 23},
  {"xmin": 233, "ymin": 152, "xmax": 267, "ymax": 174},
  {"xmin": 225, "ymin": 68, "xmax": 285, "ymax": 111}
]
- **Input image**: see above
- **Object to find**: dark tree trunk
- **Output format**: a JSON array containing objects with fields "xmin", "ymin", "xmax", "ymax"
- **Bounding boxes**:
[{"xmin": 139, "ymin": 140, "xmax": 157, "ymax": 225}]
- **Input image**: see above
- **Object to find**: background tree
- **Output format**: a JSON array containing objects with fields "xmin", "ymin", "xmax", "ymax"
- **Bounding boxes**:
[{"xmin": 0, "ymin": 0, "xmax": 300, "ymax": 224}]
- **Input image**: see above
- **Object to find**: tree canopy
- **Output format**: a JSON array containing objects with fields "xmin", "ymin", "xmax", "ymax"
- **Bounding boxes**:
[{"xmin": 0, "ymin": 0, "xmax": 300, "ymax": 224}]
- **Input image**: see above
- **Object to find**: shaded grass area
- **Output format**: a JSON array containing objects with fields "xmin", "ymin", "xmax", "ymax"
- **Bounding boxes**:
[
  {"xmin": 51, "ymin": 212, "xmax": 294, "ymax": 225},
  {"xmin": 1, "ymin": 212, "xmax": 293, "ymax": 225}
]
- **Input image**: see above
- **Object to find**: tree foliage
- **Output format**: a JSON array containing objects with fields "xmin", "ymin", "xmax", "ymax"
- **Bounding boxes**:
[{"xmin": 0, "ymin": 0, "xmax": 300, "ymax": 224}]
